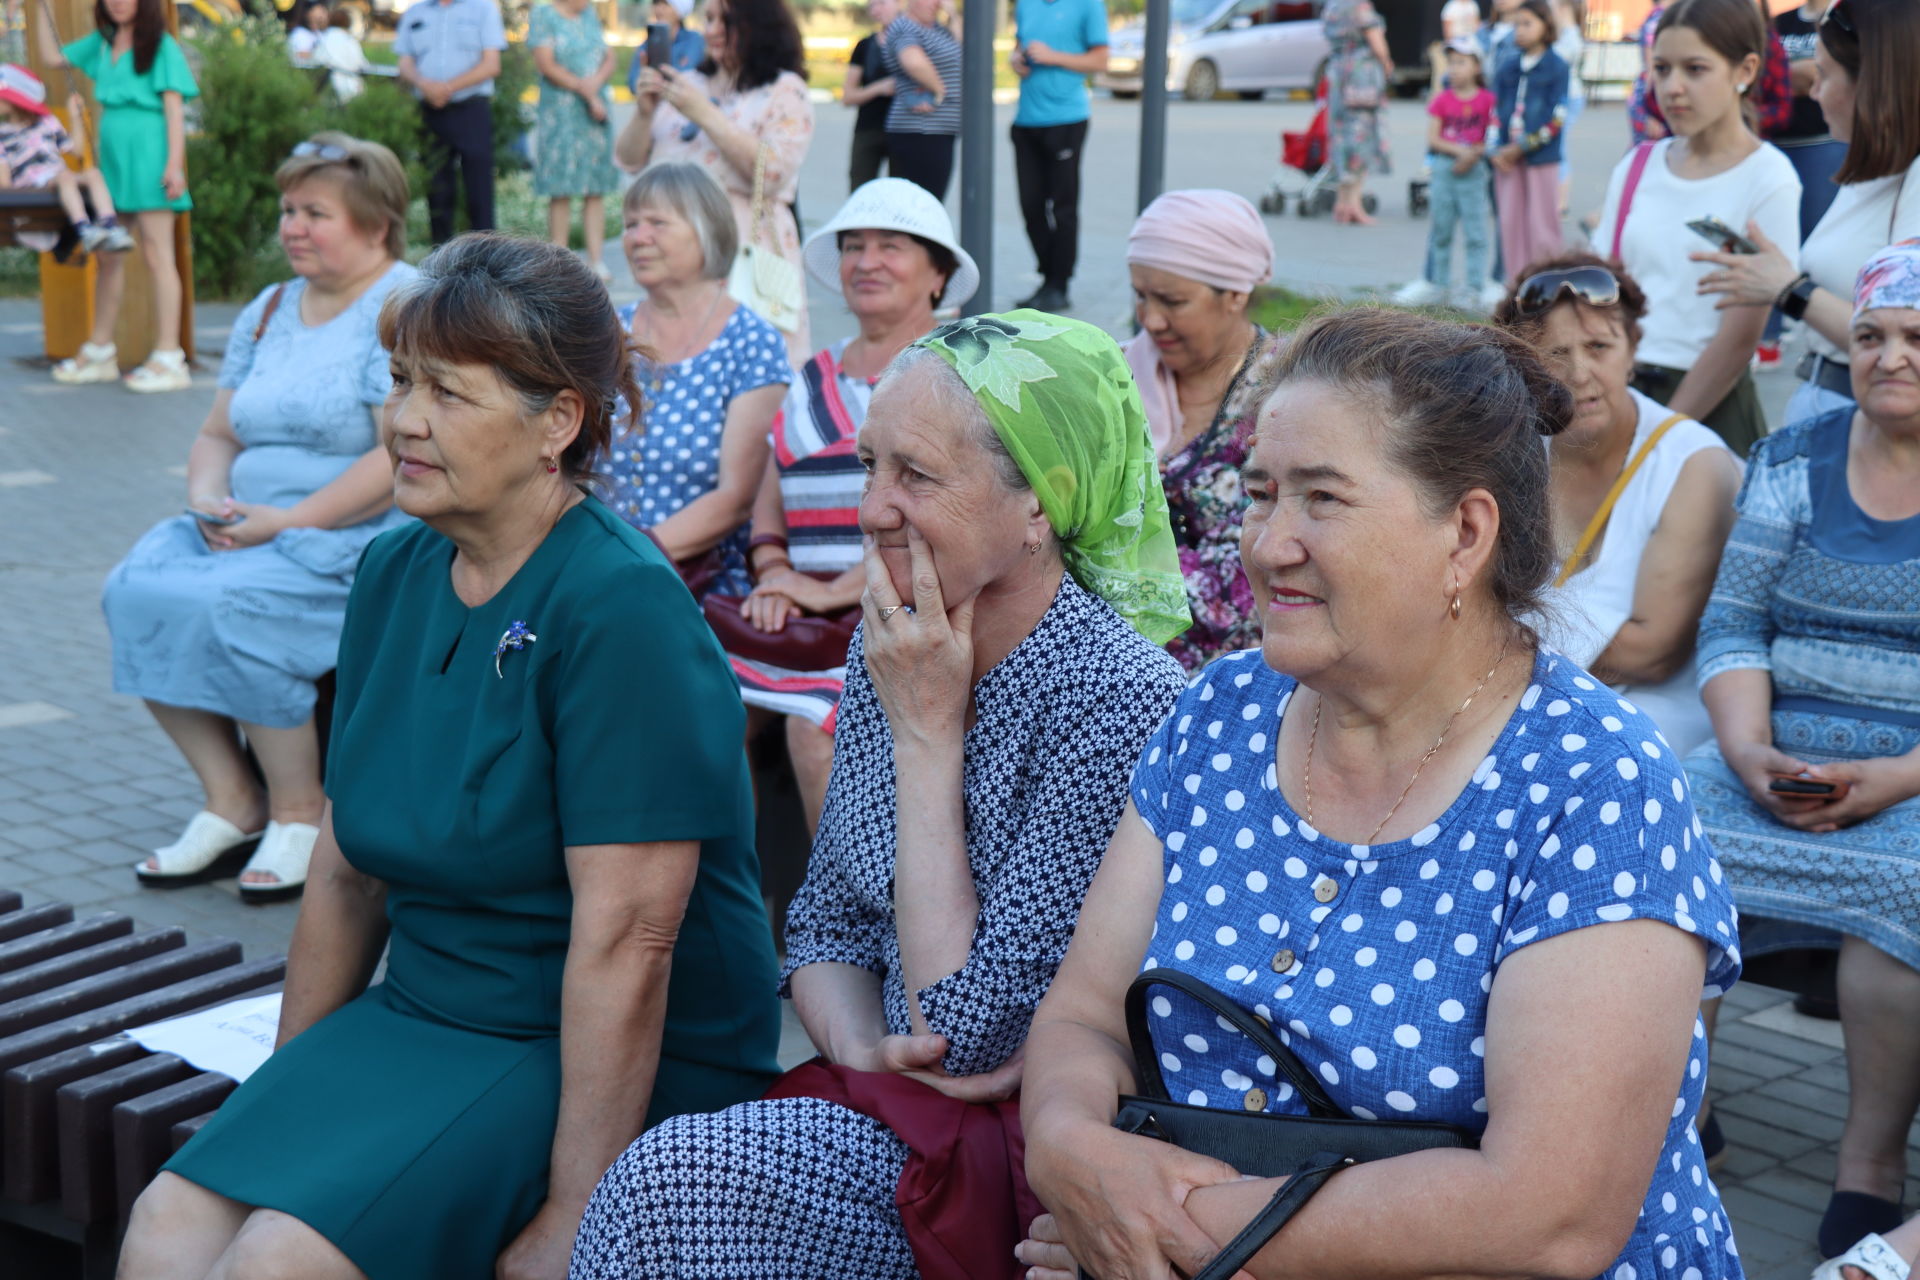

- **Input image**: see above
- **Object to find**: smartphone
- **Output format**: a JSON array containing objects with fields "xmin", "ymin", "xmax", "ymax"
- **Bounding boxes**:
[
  {"xmin": 646, "ymin": 22, "xmax": 672, "ymax": 70},
  {"xmin": 1687, "ymin": 217, "xmax": 1759, "ymax": 255},
  {"xmin": 1768, "ymin": 775, "xmax": 1838, "ymax": 796},
  {"xmin": 186, "ymin": 507, "xmax": 241, "ymax": 526}
]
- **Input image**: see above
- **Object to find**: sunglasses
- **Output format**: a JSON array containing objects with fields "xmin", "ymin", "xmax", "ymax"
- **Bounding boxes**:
[
  {"xmin": 1823, "ymin": 0, "xmax": 1854, "ymax": 38},
  {"xmin": 290, "ymin": 140, "xmax": 353, "ymax": 162},
  {"xmin": 1512, "ymin": 265, "xmax": 1622, "ymax": 316}
]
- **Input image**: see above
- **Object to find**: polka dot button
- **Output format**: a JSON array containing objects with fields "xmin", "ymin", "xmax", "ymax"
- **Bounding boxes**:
[
  {"xmin": 1312, "ymin": 876, "xmax": 1339, "ymax": 904},
  {"xmin": 1270, "ymin": 947, "xmax": 1296, "ymax": 973},
  {"xmin": 1243, "ymin": 1087, "xmax": 1268, "ymax": 1111}
]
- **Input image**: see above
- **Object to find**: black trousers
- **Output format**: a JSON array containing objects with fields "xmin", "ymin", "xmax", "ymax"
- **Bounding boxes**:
[
  {"xmin": 885, "ymin": 131, "xmax": 956, "ymax": 202},
  {"xmin": 1010, "ymin": 119, "xmax": 1089, "ymax": 288},
  {"xmin": 850, "ymin": 128, "xmax": 889, "ymax": 190},
  {"xmin": 423, "ymin": 96, "xmax": 495, "ymax": 244}
]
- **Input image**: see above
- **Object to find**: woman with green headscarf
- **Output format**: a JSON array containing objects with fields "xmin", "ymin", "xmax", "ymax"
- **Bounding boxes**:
[{"xmin": 569, "ymin": 311, "xmax": 1190, "ymax": 1280}]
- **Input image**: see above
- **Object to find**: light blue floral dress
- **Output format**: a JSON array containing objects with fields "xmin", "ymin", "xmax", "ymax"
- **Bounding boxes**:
[
  {"xmin": 101, "ymin": 263, "xmax": 417, "ymax": 729},
  {"xmin": 529, "ymin": 3, "xmax": 620, "ymax": 199},
  {"xmin": 1685, "ymin": 411, "xmax": 1920, "ymax": 967},
  {"xmin": 605, "ymin": 302, "xmax": 792, "ymax": 594},
  {"xmin": 1133, "ymin": 646, "xmax": 1744, "ymax": 1280}
]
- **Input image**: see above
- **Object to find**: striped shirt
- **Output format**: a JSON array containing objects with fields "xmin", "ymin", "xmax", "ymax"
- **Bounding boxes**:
[{"xmin": 883, "ymin": 16, "xmax": 962, "ymax": 135}]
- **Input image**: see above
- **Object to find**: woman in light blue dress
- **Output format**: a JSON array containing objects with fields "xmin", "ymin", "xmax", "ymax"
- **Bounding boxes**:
[{"xmin": 103, "ymin": 133, "xmax": 414, "ymax": 903}]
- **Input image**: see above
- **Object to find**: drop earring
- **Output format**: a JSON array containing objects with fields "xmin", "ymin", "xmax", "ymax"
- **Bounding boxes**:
[{"xmin": 544, "ymin": 456, "xmax": 559, "ymax": 474}]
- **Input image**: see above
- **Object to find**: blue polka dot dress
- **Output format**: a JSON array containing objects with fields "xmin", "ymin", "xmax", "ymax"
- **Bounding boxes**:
[
  {"xmin": 605, "ymin": 302, "xmax": 792, "ymax": 594},
  {"xmin": 1131, "ymin": 647, "xmax": 1746, "ymax": 1280}
]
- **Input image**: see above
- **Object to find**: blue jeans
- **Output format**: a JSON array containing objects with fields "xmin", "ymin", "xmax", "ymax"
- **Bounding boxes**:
[
  {"xmin": 1425, "ymin": 156, "xmax": 1492, "ymax": 289},
  {"xmin": 1764, "ymin": 138, "xmax": 1850, "ymax": 342}
]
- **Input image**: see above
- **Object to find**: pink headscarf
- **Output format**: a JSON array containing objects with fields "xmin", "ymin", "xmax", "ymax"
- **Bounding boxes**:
[{"xmin": 1124, "ymin": 189, "xmax": 1275, "ymax": 452}]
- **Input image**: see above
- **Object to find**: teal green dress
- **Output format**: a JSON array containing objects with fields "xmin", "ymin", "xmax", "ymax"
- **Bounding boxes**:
[
  {"xmin": 529, "ymin": 3, "xmax": 620, "ymax": 199},
  {"xmin": 164, "ymin": 497, "xmax": 783, "ymax": 1279},
  {"xmin": 62, "ymin": 31, "xmax": 198, "ymax": 212}
]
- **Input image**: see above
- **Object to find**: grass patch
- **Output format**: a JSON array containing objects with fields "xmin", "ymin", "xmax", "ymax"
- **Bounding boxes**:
[{"xmin": 1247, "ymin": 284, "xmax": 1320, "ymax": 331}]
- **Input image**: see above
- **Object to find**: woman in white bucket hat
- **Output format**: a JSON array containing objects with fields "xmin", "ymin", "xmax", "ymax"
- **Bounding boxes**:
[{"xmin": 712, "ymin": 177, "xmax": 976, "ymax": 836}]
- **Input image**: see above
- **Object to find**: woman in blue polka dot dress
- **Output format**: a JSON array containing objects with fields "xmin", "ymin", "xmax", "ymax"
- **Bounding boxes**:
[{"xmin": 1018, "ymin": 310, "xmax": 1746, "ymax": 1280}]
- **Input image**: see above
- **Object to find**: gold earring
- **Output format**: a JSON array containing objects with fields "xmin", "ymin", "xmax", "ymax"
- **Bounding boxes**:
[
  {"xmin": 1026, "ymin": 541, "xmax": 1040, "ymax": 556},
  {"xmin": 1450, "ymin": 590, "xmax": 1463, "ymax": 621}
]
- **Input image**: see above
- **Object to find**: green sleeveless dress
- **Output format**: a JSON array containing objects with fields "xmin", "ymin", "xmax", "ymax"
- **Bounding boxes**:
[{"xmin": 164, "ymin": 498, "xmax": 782, "ymax": 1278}]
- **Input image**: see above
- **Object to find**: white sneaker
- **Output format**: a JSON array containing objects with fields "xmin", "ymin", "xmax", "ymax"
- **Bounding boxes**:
[
  {"xmin": 99, "ymin": 223, "xmax": 135, "ymax": 253},
  {"xmin": 1391, "ymin": 279, "xmax": 1446, "ymax": 307},
  {"xmin": 51, "ymin": 341, "xmax": 118, "ymax": 384},
  {"xmin": 1477, "ymin": 281, "xmax": 1509, "ymax": 311},
  {"xmin": 125, "ymin": 348, "xmax": 191, "ymax": 393}
]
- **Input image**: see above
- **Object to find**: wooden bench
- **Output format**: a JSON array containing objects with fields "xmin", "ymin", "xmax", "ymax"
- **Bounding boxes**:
[
  {"xmin": 0, "ymin": 890, "xmax": 284, "ymax": 1279},
  {"xmin": 0, "ymin": 188, "xmax": 80, "ymax": 260}
]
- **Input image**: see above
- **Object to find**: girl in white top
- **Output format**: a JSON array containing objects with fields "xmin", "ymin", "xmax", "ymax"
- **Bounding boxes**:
[
  {"xmin": 1694, "ymin": 0, "xmax": 1920, "ymax": 429},
  {"xmin": 1592, "ymin": 0, "xmax": 1799, "ymax": 459},
  {"xmin": 1496, "ymin": 255, "xmax": 1741, "ymax": 757}
]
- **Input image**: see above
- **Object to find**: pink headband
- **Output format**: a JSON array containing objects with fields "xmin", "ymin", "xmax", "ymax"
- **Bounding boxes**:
[{"xmin": 1127, "ymin": 189, "xmax": 1274, "ymax": 296}]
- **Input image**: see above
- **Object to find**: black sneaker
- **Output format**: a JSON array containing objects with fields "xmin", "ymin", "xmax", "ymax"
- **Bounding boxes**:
[{"xmin": 1015, "ymin": 283, "xmax": 1071, "ymax": 313}]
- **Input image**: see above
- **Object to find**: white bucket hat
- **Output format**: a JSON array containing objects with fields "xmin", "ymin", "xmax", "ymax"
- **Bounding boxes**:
[{"xmin": 801, "ymin": 178, "xmax": 979, "ymax": 309}]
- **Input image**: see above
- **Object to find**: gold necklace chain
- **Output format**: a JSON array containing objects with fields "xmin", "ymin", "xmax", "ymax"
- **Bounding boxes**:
[
  {"xmin": 1302, "ymin": 639, "xmax": 1513, "ymax": 845},
  {"xmin": 636, "ymin": 285, "xmax": 726, "ymax": 391}
]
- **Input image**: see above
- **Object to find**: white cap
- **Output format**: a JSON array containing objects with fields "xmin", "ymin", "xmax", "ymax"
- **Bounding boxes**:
[
  {"xmin": 664, "ymin": 0, "xmax": 694, "ymax": 19},
  {"xmin": 801, "ymin": 178, "xmax": 979, "ymax": 309}
]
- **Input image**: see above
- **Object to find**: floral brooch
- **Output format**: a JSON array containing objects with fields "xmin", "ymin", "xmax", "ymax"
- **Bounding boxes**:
[{"xmin": 493, "ymin": 620, "xmax": 537, "ymax": 677}]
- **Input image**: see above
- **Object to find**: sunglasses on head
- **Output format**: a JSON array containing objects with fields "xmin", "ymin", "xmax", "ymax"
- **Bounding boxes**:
[
  {"xmin": 1512, "ymin": 265, "xmax": 1622, "ymax": 317},
  {"xmin": 290, "ymin": 140, "xmax": 353, "ymax": 162},
  {"xmin": 1823, "ymin": 0, "xmax": 1854, "ymax": 38}
]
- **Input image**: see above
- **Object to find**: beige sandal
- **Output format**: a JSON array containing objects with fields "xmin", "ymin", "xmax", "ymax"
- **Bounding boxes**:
[
  {"xmin": 52, "ymin": 341, "xmax": 119, "ymax": 384},
  {"xmin": 125, "ymin": 348, "xmax": 191, "ymax": 393}
]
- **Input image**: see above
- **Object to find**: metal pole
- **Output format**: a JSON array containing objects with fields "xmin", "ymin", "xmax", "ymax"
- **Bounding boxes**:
[
  {"xmin": 1137, "ymin": 0, "xmax": 1169, "ymax": 211},
  {"xmin": 959, "ymin": 0, "xmax": 997, "ymax": 314}
]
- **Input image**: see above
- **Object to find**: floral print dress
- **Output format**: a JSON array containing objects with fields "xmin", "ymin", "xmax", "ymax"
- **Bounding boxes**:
[
  {"xmin": 1162, "ymin": 330, "xmax": 1287, "ymax": 672},
  {"xmin": 529, "ymin": 3, "xmax": 620, "ymax": 199},
  {"xmin": 1323, "ymin": 0, "xmax": 1391, "ymax": 178}
]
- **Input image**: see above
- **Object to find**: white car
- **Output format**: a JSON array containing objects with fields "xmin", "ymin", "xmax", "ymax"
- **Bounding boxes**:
[{"xmin": 1096, "ymin": 0, "xmax": 1331, "ymax": 102}]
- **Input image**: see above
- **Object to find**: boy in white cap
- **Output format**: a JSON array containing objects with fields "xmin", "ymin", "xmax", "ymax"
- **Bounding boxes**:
[{"xmin": 0, "ymin": 63, "xmax": 131, "ymax": 255}]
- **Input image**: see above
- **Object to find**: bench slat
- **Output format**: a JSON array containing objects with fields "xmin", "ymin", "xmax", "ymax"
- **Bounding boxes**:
[
  {"xmin": 0, "ymin": 939, "xmax": 241, "ymax": 1040},
  {"xmin": 0, "ymin": 916, "xmax": 136, "ymax": 976},
  {"xmin": 0, "ymin": 1038, "xmax": 150, "ymax": 1205},
  {"xmin": 0, "ymin": 929, "xmax": 187, "ymax": 1007},
  {"xmin": 0, "ymin": 904, "xmax": 76, "ymax": 945},
  {"xmin": 58, "ymin": 1054, "xmax": 196, "ymax": 1225},
  {"xmin": 113, "ymin": 1074, "xmax": 238, "ymax": 1224}
]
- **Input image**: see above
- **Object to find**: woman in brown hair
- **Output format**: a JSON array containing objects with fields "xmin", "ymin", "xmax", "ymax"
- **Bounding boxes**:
[{"xmin": 114, "ymin": 234, "xmax": 783, "ymax": 1280}]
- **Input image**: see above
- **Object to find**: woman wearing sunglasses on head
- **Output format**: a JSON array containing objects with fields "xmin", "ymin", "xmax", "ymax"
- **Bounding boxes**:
[
  {"xmin": 1494, "ymin": 255, "xmax": 1742, "ymax": 759},
  {"xmin": 1693, "ymin": 0, "xmax": 1920, "ymax": 431}
]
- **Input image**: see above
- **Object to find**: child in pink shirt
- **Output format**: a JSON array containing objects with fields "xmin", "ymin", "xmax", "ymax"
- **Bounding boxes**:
[{"xmin": 1394, "ymin": 40, "xmax": 1500, "ymax": 308}]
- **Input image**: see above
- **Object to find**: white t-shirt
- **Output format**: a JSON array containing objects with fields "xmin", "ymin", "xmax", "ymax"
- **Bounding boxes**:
[
  {"xmin": 288, "ymin": 26, "xmax": 321, "ymax": 63},
  {"xmin": 1593, "ymin": 139, "xmax": 1802, "ymax": 370},
  {"xmin": 1800, "ymin": 160, "xmax": 1920, "ymax": 362},
  {"xmin": 1540, "ymin": 388, "xmax": 1738, "ymax": 757}
]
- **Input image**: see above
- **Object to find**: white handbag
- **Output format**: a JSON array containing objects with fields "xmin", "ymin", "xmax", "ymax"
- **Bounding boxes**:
[{"xmin": 728, "ymin": 145, "xmax": 803, "ymax": 333}]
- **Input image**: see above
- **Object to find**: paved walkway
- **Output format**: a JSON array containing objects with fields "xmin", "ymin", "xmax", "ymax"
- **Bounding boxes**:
[{"xmin": 1, "ymin": 99, "xmax": 1912, "ymax": 1279}]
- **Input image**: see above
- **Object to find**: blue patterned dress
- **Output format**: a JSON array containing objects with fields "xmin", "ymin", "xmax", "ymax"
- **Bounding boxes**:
[
  {"xmin": 101, "ymin": 264, "xmax": 416, "ymax": 728},
  {"xmin": 1685, "ymin": 410, "xmax": 1920, "ymax": 967},
  {"xmin": 604, "ymin": 302, "xmax": 792, "ymax": 595},
  {"xmin": 1133, "ymin": 646, "xmax": 1744, "ymax": 1280}
]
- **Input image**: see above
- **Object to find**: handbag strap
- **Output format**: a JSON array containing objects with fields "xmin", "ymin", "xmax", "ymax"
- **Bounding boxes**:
[
  {"xmin": 1554, "ymin": 412, "xmax": 1686, "ymax": 588},
  {"xmin": 1124, "ymin": 969, "xmax": 1343, "ymax": 1119},
  {"xmin": 253, "ymin": 283, "xmax": 289, "ymax": 343},
  {"xmin": 1192, "ymin": 1152, "xmax": 1353, "ymax": 1280},
  {"xmin": 746, "ymin": 144, "xmax": 770, "ymax": 243},
  {"xmin": 1610, "ymin": 141, "xmax": 1655, "ymax": 262}
]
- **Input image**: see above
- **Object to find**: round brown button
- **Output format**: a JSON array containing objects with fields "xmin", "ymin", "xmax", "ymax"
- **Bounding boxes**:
[
  {"xmin": 1270, "ymin": 948, "xmax": 1296, "ymax": 974},
  {"xmin": 1243, "ymin": 1088, "xmax": 1268, "ymax": 1111},
  {"xmin": 1313, "ymin": 877, "xmax": 1338, "ymax": 904}
]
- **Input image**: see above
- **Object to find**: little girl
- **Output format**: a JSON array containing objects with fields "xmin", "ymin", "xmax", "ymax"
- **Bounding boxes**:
[
  {"xmin": 1490, "ymin": 0, "xmax": 1569, "ymax": 286},
  {"xmin": 1394, "ymin": 40, "xmax": 1499, "ymax": 309},
  {"xmin": 33, "ymin": 0, "xmax": 198, "ymax": 392},
  {"xmin": 0, "ymin": 62, "xmax": 133, "ymax": 256}
]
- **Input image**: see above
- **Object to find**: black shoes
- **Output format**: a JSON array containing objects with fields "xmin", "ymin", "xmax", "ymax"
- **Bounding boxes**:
[{"xmin": 1014, "ymin": 283, "xmax": 1071, "ymax": 313}]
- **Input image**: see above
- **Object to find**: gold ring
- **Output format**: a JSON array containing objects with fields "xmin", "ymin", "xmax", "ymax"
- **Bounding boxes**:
[{"xmin": 879, "ymin": 605, "xmax": 903, "ymax": 621}]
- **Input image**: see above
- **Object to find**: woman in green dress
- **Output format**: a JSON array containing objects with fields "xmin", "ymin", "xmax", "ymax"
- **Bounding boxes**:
[
  {"xmin": 531, "ymin": 0, "xmax": 621, "ymax": 282},
  {"xmin": 116, "ymin": 235, "xmax": 784, "ymax": 1280}
]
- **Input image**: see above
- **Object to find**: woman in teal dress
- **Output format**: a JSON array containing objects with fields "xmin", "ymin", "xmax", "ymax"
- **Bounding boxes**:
[
  {"xmin": 531, "ymin": 0, "xmax": 620, "ymax": 282},
  {"xmin": 115, "ymin": 235, "xmax": 784, "ymax": 1280},
  {"xmin": 34, "ymin": 0, "xmax": 200, "ymax": 391}
]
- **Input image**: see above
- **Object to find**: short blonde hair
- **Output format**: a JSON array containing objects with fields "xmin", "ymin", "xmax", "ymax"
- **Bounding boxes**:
[
  {"xmin": 274, "ymin": 131, "xmax": 410, "ymax": 261},
  {"xmin": 622, "ymin": 162, "xmax": 738, "ymax": 280}
]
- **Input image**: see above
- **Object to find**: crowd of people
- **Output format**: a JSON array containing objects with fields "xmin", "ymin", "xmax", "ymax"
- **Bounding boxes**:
[{"xmin": 10, "ymin": 0, "xmax": 1917, "ymax": 1276}]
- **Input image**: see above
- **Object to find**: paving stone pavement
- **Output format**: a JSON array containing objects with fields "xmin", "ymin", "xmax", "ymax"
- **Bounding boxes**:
[{"xmin": 0, "ymin": 100, "xmax": 1907, "ymax": 1269}]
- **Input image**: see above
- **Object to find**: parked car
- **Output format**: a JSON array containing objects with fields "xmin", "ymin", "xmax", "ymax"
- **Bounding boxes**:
[{"xmin": 1098, "ymin": 0, "xmax": 1327, "ymax": 101}]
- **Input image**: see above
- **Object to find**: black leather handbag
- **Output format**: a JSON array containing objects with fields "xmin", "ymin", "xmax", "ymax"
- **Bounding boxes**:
[{"xmin": 1099, "ymin": 968, "xmax": 1481, "ymax": 1280}]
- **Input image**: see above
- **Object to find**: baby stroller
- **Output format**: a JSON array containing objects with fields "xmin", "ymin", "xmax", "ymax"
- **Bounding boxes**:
[{"xmin": 1257, "ymin": 75, "xmax": 1377, "ymax": 219}]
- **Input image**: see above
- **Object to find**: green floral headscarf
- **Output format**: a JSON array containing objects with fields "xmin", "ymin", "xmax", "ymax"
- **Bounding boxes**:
[{"xmin": 915, "ymin": 310, "xmax": 1192, "ymax": 645}]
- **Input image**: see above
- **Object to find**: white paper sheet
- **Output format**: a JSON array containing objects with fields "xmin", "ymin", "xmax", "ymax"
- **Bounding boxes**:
[{"xmin": 124, "ymin": 993, "xmax": 283, "ymax": 1083}]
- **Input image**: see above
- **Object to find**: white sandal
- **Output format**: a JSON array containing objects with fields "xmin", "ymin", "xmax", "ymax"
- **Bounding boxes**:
[
  {"xmin": 124, "ymin": 348, "xmax": 191, "ymax": 394},
  {"xmin": 237, "ymin": 820, "xmax": 319, "ymax": 904},
  {"xmin": 51, "ymin": 341, "xmax": 119, "ymax": 384},
  {"xmin": 134, "ymin": 811, "xmax": 264, "ymax": 887},
  {"xmin": 1816, "ymin": 1235, "xmax": 1914, "ymax": 1280}
]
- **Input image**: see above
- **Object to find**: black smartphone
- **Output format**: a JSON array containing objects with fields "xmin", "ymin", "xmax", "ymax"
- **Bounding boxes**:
[
  {"xmin": 185, "ymin": 507, "xmax": 241, "ymax": 526},
  {"xmin": 1768, "ymin": 776, "xmax": 1837, "ymax": 796},
  {"xmin": 646, "ymin": 22, "xmax": 672, "ymax": 70},
  {"xmin": 1687, "ymin": 217, "xmax": 1759, "ymax": 255}
]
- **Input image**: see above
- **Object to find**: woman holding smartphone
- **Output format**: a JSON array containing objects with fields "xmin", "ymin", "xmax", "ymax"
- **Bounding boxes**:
[
  {"xmin": 1591, "ymin": 0, "xmax": 1799, "ymax": 457},
  {"xmin": 1684, "ymin": 239, "xmax": 1920, "ymax": 1262}
]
